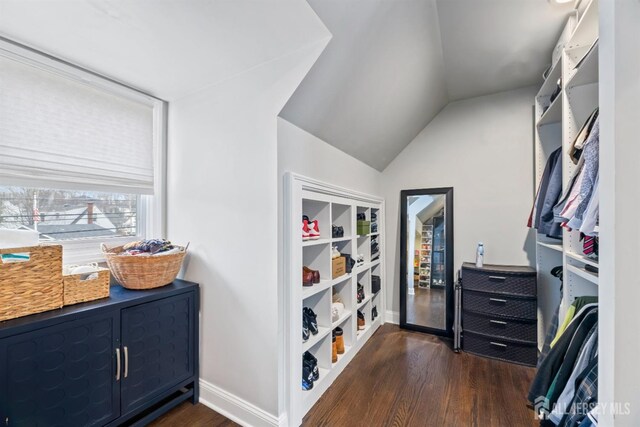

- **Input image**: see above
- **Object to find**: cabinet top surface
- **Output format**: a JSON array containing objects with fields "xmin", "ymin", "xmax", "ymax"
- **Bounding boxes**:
[
  {"xmin": 0, "ymin": 279, "xmax": 199, "ymax": 335},
  {"xmin": 462, "ymin": 262, "xmax": 536, "ymax": 274}
]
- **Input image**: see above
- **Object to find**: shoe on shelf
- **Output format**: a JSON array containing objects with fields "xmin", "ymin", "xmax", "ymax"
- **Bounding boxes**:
[
  {"xmin": 308, "ymin": 219, "xmax": 320, "ymax": 240},
  {"xmin": 303, "ymin": 266, "xmax": 320, "ymax": 284},
  {"xmin": 334, "ymin": 327, "xmax": 345, "ymax": 354},
  {"xmin": 372, "ymin": 306, "xmax": 378, "ymax": 321},
  {"xmin": 332, "ymin": 333, "xmax": 338, "ymax": 363},
  {"xmin": 331, "ymin": 246, "xmax": 341, "ymax": 259},
  {"xmin": 357, "ymin": 310, "xmax": 365, "ymax": 330},
  {"xmin": 302, "ymin": 219, "xmax": 311, "ymax": 241},
  {"xmin": 303, "ymin": 307, "xmax": 319, "ymax": 335},
  {"xmin": 302, "ymin": 268, "xmax": 315, "ymax": 287},
  {"xmin": 332, "ymin": 225, "xmax": 344, "ymax": 239},
  {"xmin": 303, "ymin": 314, "xmax": 310, "ymax": 342},
  {"xmin": 357, "ymin": 283, "xmax": 365, "ymax": 304},
  {"xmin": 356, "ymin": 254, "xmax": 365, "ymax": 266},
  {"xmin": 302, "ymin": 360, "xmax": 315, "ymax": 391},
  {"xmin": 303, "ymin": 351, "xmax": 320, "ymax": 381},
  {"xmin": 341, "ymin": 254, "xmax": 356, "ymax": 273},
  {"xmin": 357, "ymin": 213, "xmax": 366, "ymax": 221}
]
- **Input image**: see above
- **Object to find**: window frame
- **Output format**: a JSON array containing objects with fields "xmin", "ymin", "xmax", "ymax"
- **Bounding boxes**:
[{"xmin": 0, "ymin": 38, "xmax": 167, "ymax": 264}]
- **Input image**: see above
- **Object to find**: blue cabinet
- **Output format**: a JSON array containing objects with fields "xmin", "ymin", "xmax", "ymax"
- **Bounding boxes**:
[{"xmin": 0, "ymin": 280, "xmax": 199, "ymax": 427}]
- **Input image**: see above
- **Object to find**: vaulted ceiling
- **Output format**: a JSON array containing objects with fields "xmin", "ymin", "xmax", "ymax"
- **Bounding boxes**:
[{"xmin": 281, "ymin": 0, "xmax": 574, "ymax": 171}]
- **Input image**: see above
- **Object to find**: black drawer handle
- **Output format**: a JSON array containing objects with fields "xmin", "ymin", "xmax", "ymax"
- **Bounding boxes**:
[
  {"xmin": 490, "ymin": 341, "xmax": 508, "ymax": 348},
  {"xmin": 488, "ymin": 276, "xmax": 507, "ymax": 281},
  {"xmin": 489, "ymin": 298, "xmax": 507, "ymax": 304},
  {"xmin": 490, "ymin": 319, "xmax": 507, "ymax": 326}
]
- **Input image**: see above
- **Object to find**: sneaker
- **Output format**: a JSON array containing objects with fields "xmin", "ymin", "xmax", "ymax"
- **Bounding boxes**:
[
  {"xmin": 303, "ymin": 314, "xmax": 310, "ymax": 342},
  {"xmin": 332, "ymin": 225, "xmax": 344, "ymax": 238},
  {"xmin": 357, "ymin": 283, "xmax": 365, "ymax": 304},
  {"xmin": 303, "ymin": 307, "xmax": 319, "ymax": 335},
  {"xmin": 308, "ymin": 220, "xmax": 320, "ymax": 240},
  {"xmin": 357, "ymin": 310, "xmax": 365, "ymax": 330},
  {"xmin": 331, "ymin": 246, "xmax": 341, "ymax": 259},
  {"xmin": 302, "ymin": 219, "xmax": 311, "ymax": 241},
  {"xmin": 356, "ymin": 254, "xmax": 364, "ymax": 266},
  {"xmin": 302, "ymin": 361, "xmax": 314, "ymax": 391},
  {"xmin": 303, "ymin": 351, "xmax": 320, "ymax": 381},
  {"xmin": 357, "ymin": 213, "xmax": 366, "ymax": 221}
]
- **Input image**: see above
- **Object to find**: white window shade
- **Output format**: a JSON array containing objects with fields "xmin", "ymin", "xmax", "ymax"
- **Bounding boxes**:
[{"xmin": 0, "ymin": 53, "xmax": 155, "ymax": 194}]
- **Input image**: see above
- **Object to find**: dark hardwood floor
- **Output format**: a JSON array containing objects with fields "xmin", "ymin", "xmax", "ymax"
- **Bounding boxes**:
[{"xmin": 152, "ymin": 324, "xmax": 537, "ymax": 426}]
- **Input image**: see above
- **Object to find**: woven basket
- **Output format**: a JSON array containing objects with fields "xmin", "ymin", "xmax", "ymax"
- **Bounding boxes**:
[
  {"xmin": 63, "ymin": 267, "xmax": 110, "ymax": 306},
  {"xmin": 101, "ymin": 243, "xmax": 187, "ymax": 290},
  {"xmin": 0, "ymin": 245, "xmax": 63, "ymax": 321}
]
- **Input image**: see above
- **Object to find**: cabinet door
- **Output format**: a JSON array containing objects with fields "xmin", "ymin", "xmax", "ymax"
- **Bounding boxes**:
[
  {"xmin": 120, "ymin": 293, "xmax": 194, "ymax": 413},
  {"xmin": 0, "ymin": 313, "xmax": 120, "ymax": 427}
]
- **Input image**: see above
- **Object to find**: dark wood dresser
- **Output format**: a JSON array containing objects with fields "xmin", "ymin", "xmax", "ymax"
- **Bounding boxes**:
[
  {"xmin": 460, "ymin": 263, "xmax": 537, "ymax": 366},
  {"xmin": 0, "ymin": 279, "xmax": 199, "ymax": 427}
]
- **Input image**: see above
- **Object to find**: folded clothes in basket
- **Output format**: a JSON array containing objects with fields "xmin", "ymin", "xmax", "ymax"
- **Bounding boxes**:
[{"xmin": 122, "ymin": 239, "xmax": 177, "ymax": 255}]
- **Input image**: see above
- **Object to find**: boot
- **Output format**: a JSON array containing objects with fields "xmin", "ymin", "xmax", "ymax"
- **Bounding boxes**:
[
  {"xmin": 332, "ymin": 334, "xmax": 338, "ymax": 363},
  {"xmin": 334, "ymin": 327, "xmax": 345, "ymax": 354}
]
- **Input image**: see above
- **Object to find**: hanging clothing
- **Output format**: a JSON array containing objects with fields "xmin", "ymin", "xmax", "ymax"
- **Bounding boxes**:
[
  {"xmin": 551, "ymin": 298, "xmax": 598, "ymax": 348},
  {"xmin": 567, "ymin": 116, "xmax": 600, "ymax": 229},
  {"xmin": 568, "ymin": 108, "xmax": 599, "ymax": 165},
  {"xmin": 529, "ymin": 147, "xmax": 563, "ymax": 239},
  {"xmin": 548, "ymin": 324, "xmax": 598, "ymax": 424},
  {"xmin": 553, "ymin": 155, "xmax": 584, "ymax": 225},
  {"xmin": 529, "ymin": 147, "xmax": 562, "ymax": 230},
  {"xmin": 528, "ymin": 306, "xmax": 598, "ymax": 403},
  {"xmin": 580, "ymin": 176, "xmax": 600, "ymax": 236},
  {"xmin": 558, "ymin": 357, "xmax": 599, "ymax": 427}
]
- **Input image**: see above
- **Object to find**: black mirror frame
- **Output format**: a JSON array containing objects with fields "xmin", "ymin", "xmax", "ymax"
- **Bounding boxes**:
[{"xmin": 399, "ymin": 187, "xmax": 454, "ymax": 337}]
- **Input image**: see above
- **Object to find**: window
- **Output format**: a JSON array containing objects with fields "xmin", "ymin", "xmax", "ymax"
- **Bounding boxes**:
[
  {"xmin": 0, "ymin": 186, "xmax": 138, "ymax": 240},
  {"xmin": 0, "ymin": 39, "xmax": 166, "ymax": 263}
]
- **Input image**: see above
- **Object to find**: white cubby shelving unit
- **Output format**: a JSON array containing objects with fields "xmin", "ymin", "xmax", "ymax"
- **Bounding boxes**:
[
  {"xmin": 285, "ymin": 173, "xmax": 384, "ymax": 426},
  {"xmin": 533, "ymin": 0, "xmax": 598, "ymax": 348}
]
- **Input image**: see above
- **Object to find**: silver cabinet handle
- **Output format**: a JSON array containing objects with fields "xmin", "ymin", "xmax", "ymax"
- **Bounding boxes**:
[
  {"xmin": 488, "ymin": 276, "xmax": 506, "ymax": 281},
  {"xmin": 115, "ymin": 348, "xmax": 121, "ymax": 381},
  {"xmin": 124, "ymin": 346, "xmax": 129, "ymax": 379},
  {"xmin": 490, "ymin": 342, "xmax": 507, "ymax": 348},
  {"xmin": 490, "ymin": 320, "xmax": 507, "ymax": 325},
  {"xmin": 489, "ymin": 298, "xmax": 507, "ymax": 304}
]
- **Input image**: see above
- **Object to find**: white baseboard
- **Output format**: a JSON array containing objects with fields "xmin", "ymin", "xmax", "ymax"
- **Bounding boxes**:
[
  {"xmin": 199, "ymin": 379, "xmax": 280, "ymax": 427},
  {"xmin": 385, "ymin": 310, "xmax": 399, "ymax": 324}
]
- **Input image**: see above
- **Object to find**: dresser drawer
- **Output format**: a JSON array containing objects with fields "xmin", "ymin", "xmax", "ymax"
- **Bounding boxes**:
[
  {"xmin": 463, "ymin": 331, "xmax": 537, "ymax": 366},
  {"xmin": 463, "ymin": 290, "xmax": 536, "ymax": 320},
  {"xmin": 462, "ymin": 310, "xmax": 536, "ymax": 343},
  {"xmin": 462, "ymin": 265, "xmax": 536, "ymax": 297}
]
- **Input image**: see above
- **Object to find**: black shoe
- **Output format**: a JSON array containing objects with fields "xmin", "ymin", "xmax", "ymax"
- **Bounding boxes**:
[
  {"xmin": 357, "ymin": 213, "xmax": 366, "ymax": 221},
  {"xmin": 303, "ymin": 351, "xmax": 320, "ymax": 381},
  {"xmin": 303, "ymin": 314, "xmax": 310, "ymax": 342},
  {"xmin": 372, "ymin": 306, "xmax": 378, "ymax": 321},
  {"xmin": 303, "ymin": 307, "xmax": 319, "ymax": 335},
  {"xmin": 332, "ymin": 225, "xmax": 344, "ymax": 238},
  {"xmin": 357, "ymin": 283, "xmax": 365, "ymax": 304},
  {"xmin": 302, "ymin": 361, "xmax": 314, "ymax": 391}
]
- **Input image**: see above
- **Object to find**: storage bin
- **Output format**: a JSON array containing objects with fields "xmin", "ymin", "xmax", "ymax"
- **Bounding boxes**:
[
  {"xmin": 63, "ymin": 267, "xmax": 111, "ymax": 306},
  {"xmin": 332, "ymin": 256, "xmax": 346, "ymax": 279},
  {"xmin": 102, "ymin": 243, "xmax": 187, "ymax": 290},
  {"xmin": 357, "ymin": 220, "xmax": 370, "ymax": 236},
  {"xmin": 0, "ymin": 245, "xmax": 64, "ymax": 321}
]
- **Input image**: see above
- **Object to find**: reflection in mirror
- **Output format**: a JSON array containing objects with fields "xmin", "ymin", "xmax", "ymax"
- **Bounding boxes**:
[{"xmin": 400, "ymin": 188, "xmax": 453, "ymax": 336}]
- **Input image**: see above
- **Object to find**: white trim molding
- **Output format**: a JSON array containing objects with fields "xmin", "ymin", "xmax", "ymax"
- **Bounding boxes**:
[
  {"xmin": 385, "ymin": 310, "xmax": 399, "ymax": 325},
  {"xmin": 199, "ymin": 379, "xmax": 280, "ymax": 427}
]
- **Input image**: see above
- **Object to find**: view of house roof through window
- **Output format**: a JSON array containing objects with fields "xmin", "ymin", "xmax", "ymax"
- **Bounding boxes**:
[{"xmin": 0, "ymin": 186, "xmax": 137, "ymax": 240}]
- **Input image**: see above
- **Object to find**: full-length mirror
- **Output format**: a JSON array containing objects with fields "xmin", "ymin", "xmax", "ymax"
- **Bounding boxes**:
[{"xmin": 400, "ymin": 188, "xmax": 454, "ymax": 336}]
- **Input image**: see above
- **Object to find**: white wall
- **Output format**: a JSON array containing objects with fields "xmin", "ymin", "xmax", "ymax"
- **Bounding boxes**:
[
  {"xmin": 600, "ymin": 1, "xmax": 640, "ymax": 424},
  {"xmin": 277, "ymin": 118, "xmax": 381, "ymax": 195},
  {"xmin": 167, "ymin": 36, "xmax": 330, "ymax": 427},
  {"xmin": 382, "ymin": 86, "xmax": 537, "ymax": 315}
]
